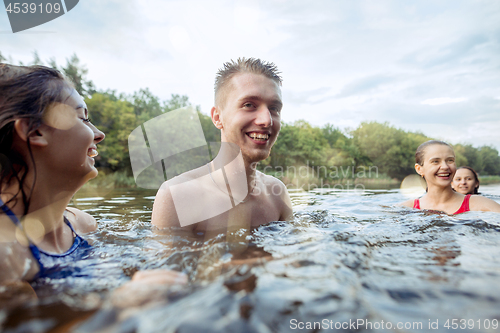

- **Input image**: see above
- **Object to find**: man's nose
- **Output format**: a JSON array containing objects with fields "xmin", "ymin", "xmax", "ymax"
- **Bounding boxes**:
[{"xmin": 255, "ymin": 106, "xmax": 272, "ymax": 127}]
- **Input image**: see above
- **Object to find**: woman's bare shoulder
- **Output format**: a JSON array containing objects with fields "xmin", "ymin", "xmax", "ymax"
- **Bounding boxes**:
[
  {"xmin": 469, "ymin": 195, "xmax": 500, "ymax": 213},
  {"xmin": 65, "ymin": 207, "xmax": 97, "ymax": 234},
  {"xmin": 399, "ymin": 198, "xmax": 415, "ymax": 208}
]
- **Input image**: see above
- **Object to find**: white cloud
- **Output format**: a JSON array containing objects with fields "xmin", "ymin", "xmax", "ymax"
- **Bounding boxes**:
[
  {"xmin": 2, "ymin": 0, "xmax": 499, "ymax": 152},
  {"xmin": 421, "ymin": 97, "xmax": 468, "ymax": 106}
]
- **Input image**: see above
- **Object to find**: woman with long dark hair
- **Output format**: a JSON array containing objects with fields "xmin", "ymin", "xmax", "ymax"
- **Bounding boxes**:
[{"xmin": 0, "ymin": 64, "xmax": 185, "ymax": 287}]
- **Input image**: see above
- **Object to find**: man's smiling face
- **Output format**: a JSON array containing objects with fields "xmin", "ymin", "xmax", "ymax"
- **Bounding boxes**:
[{"xmin": 214, "ymin": 72, "xmax": 282, "ymax": 165}]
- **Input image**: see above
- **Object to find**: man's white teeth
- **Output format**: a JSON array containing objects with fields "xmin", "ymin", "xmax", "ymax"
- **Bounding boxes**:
[
  {"xmin": 88, "ymin": 149, "xmax": 98, "ymax": 158},
  {"xmin": 249, "ymin": 133, "xmax": 269, "ymax": 140}
]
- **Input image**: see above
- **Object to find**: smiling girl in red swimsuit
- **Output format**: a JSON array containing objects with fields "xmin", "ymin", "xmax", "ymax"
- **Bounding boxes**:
[{"xmin": 401, "ymin": 140, "xmax": 500, "ymax": 214}]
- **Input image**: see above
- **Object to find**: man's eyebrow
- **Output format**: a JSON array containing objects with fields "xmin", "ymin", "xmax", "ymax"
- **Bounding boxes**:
[{"xmin": 241, "ymin": 95, "xmax": 283, "ymax": 105}]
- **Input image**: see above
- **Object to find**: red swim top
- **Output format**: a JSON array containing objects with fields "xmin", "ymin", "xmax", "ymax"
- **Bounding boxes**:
[{"xmin": 413, "ymin": 194, "xmax": 471, "ymax": 215}]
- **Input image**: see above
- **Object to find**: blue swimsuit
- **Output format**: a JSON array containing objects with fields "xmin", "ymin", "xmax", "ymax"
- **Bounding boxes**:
[{"xmin": 0, "ymin": 199, "xmax": 92, "ymax": 280}]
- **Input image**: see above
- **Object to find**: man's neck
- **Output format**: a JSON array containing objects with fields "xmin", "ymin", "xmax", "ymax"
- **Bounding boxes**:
[{"xmin": 212, "ymin": 143, "xmax": 257, "ymax": 195}]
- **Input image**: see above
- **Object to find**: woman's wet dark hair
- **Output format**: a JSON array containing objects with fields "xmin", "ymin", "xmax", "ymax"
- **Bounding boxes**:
[
  {"xmin": 415, "ymin": 140, "xmax": 453, "ymax": 166},
  {"xmin": 0, "ymin": 64, "xmax": 73, "ymax": 215},
  {"xmin": 456, "ymin": 166, "xmax": 480, "ymax": 194}
]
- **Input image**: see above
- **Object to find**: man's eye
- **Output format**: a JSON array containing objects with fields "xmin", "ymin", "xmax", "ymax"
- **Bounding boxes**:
[{"xmin": 244, "ymin": 103, "xmax": 253, "ymax": 108}]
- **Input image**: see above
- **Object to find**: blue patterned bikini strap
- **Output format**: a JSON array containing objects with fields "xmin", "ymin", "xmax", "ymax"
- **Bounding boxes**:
[
  {"xmin": 0, "ymin": 198, "xmax": 22, "ymax": 226},
  {"xmin": 0, "ymin": 198, "xmax": 46, "ymax": 276},
  {"xmin": 63, "ymin": 214, "xmax": 77, "ymax": 236}
]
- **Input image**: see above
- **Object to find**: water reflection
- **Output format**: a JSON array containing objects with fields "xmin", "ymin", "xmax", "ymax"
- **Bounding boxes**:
[{"xmin": 1, "ymin": 186, "xmax": 500, "ymax": 332}]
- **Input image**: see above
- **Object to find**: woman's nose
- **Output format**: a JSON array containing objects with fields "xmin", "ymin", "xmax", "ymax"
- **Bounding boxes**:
[{"xmin": 94, "ymin": 126, "xmax": 105, "ymax": 143}]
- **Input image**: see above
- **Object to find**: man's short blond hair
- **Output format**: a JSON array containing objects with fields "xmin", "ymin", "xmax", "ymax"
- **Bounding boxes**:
[{"xmin": 214, "ymin": 57, "xmax": 282, "ymax": 108}]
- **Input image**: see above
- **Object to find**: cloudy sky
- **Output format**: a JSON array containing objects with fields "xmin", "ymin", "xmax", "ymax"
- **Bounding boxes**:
[{"xmin": 2, "ymin": 0, "xmax": 499, "ymax": 151}]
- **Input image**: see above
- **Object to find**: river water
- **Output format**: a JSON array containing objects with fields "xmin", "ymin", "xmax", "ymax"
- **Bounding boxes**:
[{"xmin": 2, "ymin": 184, "xmax": 500, "ymax": 332}]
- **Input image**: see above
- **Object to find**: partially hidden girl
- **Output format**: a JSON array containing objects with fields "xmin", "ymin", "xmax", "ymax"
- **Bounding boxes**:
[{"xmin": 452, "ymin": 166, "xmax": 480, "ymax": 195}]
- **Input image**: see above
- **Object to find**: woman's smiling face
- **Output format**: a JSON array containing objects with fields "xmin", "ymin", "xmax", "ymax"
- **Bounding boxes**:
[
  {"xmin": 415, "ymin": 144, "xmax": 456, "ymax": 188},
  {"xmin": 452, "ymin": 168, "xmax": 478, "ymax": 195},
  {"xmin": 43, "ymin": 88, "xmax": 105, "ymax": 182}
]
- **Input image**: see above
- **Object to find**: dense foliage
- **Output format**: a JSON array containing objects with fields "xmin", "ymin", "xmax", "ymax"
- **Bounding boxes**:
[{"xmin": 3, "ymin": 52, "xmax": 499, "ymax": 184}]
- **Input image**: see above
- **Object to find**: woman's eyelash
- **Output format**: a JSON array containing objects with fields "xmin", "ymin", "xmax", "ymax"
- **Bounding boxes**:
[{"xmin": 80, "ymin": 117, "xmax": 91, "ymax": 123}]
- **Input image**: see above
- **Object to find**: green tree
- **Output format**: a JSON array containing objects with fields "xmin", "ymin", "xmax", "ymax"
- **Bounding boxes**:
[
  {"xmin": 454, "ymin": 143, "xmax": 482, "ymax": 171},
  {"xmin": 61, "ymin": 54, "xmax": 96, "ymax": 97},
  {"xmin": 30, "ymin": 51, "xmax": 43, "ymax": 65},
  {"xmin": 198, "ymin": 111, "xmax": 220, "ymax": 145},
  {"xmin": 270, "ymin": 120, "xmax": 329, "ymax": 168},
  {"xmin": 479, "ymin": 146, "xmax": 500, "ymax": 175},
  {"xmin": 164, "ymin": 94, "xmax": 190, "ymax": 111},
  {"xmin": 322, "ymin": 124, "xmax": 371, "ymax": 173},
  {"xmin": 268, "ymin": 122, "xmax": 295, "ymax": 167},
  {"xmin": 351, "ymin": 122, "xmax": 429, "ymax": 180},
  {"xmin": 130, "ymin": 88, "xmax": 164, "ymax": 125},
  {"xmin": 86, "ymin": 93, "xmax": 137, "ymax": 171},
  {"xmin": 47, "ymin": 57, "xmax": 58, "ymax": 70},
  {"xmin": 322, "ymin": 124, "xmax": 346, "ymax": 148}
]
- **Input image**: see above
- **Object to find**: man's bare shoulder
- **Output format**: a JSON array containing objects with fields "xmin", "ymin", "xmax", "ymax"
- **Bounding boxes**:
[
  {"xmin": 256, "ymin": 171, "xmax": 293, "ymax": 220},
  {"xmin": 165, "ymin": 164, "xmax": 208, "ymax": 186},
  {"xmin": 151, "ymin": 164, "xmax": 212, "ymax": 230},
  {"xmin": 257, "ymin": 170, "xmax": 285, "ymax": 187},
  {"xmin": 152, "ymin": 179, "xmax": 181, "ymax": 230}
]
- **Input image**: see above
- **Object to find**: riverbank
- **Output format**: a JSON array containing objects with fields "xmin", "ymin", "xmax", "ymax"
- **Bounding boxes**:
[
  {"xmin": 478, "ymin": 175, "xmax": 500, "ymax": 185},
  {"xmin": 83, "ymin": 169, "xmax": 403, "ymax": 190},
  {"xmin": 84, "ymin": 169, "xmax": 500, "ymax": 192},
  {"xmin": 83, "ymin": 170, "xmax": 500, "ymax": 190}
]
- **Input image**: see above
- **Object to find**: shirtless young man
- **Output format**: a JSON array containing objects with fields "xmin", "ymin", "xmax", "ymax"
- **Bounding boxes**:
[{"xmin": 151, "ymin": 58, "xmax": 293, "ymax": 235}]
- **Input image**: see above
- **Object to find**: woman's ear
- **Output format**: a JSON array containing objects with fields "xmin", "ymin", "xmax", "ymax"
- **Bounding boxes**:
[
  {"xmin": 13, "ymin": 119, "xmax": 48, "ymax": 147},
  {"xmin": 415, "ymin": 163, "xmax": 423, "ymax": 177},
  {"xmin": 211, "ymin": 106, "xmax": 223, "ymax": 129}
]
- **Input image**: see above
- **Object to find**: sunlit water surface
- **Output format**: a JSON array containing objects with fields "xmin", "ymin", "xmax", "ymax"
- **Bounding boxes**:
[{"xmin": 2, "ymin": 185, "xmax": 500, "ymax": 332}]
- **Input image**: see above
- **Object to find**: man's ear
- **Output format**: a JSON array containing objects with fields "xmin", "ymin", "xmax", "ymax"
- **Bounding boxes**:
[
  {"xmin": 211, "ymin": 106, "xmax": 223, "ymax": 129},
  {"xmin": 13, "ymin": 119, "xmax": 48, "ymax": 147}
]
